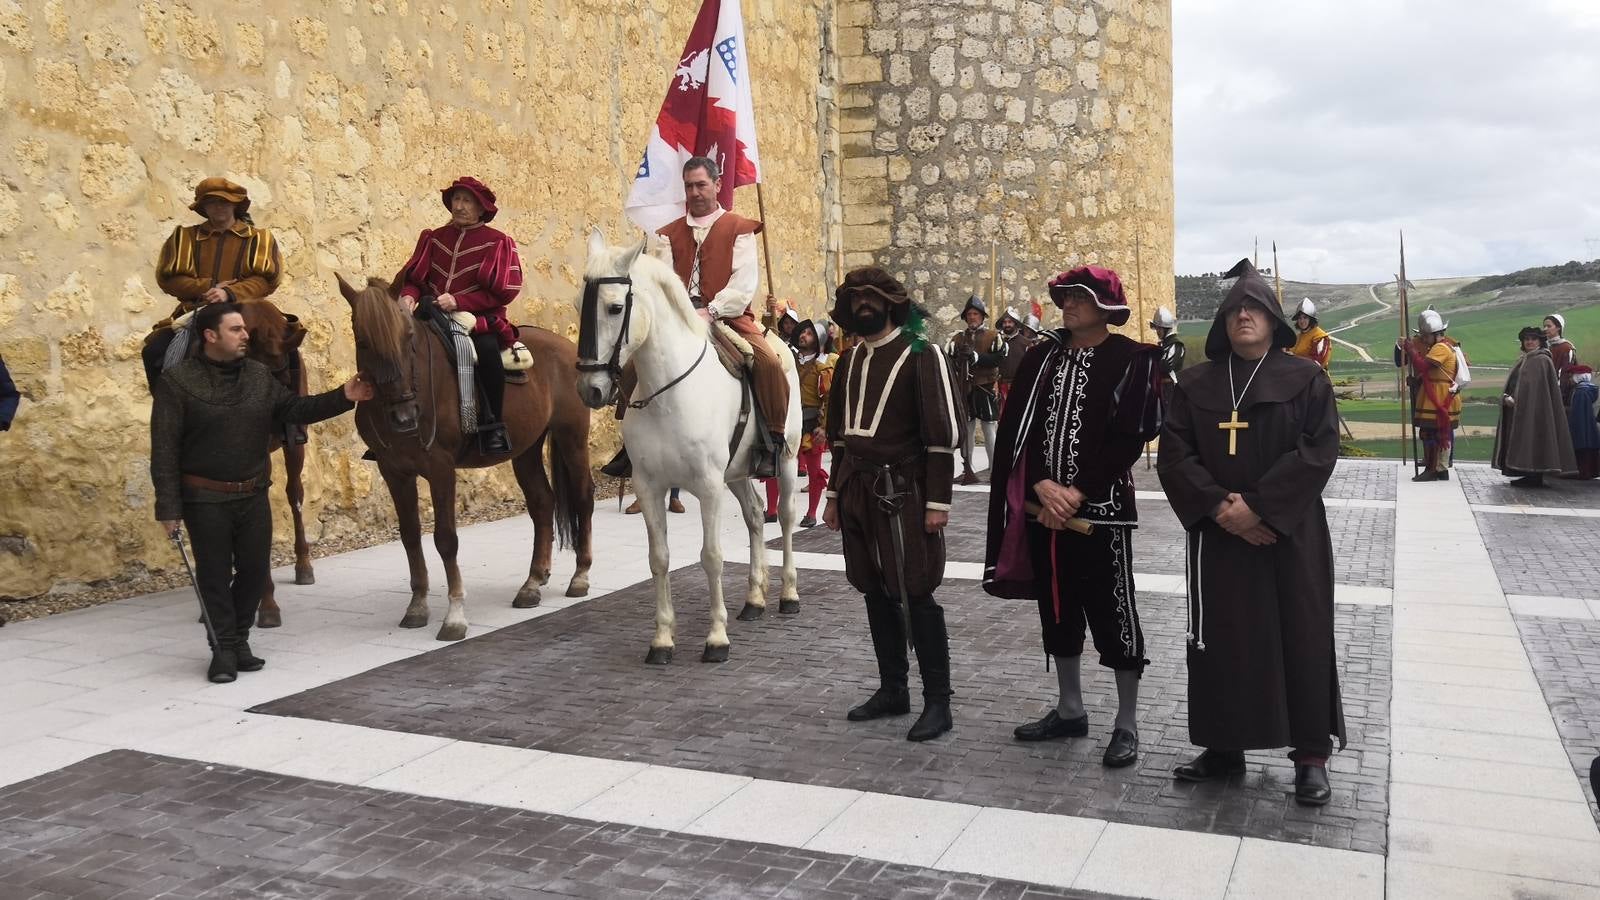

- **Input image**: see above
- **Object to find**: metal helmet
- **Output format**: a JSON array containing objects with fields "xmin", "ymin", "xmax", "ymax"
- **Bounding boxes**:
[
  {"xmin": 998, "ymin": 306, "xmax": 1023, "ymax": 326},
  {"xmin": 1023, "ymin": 313, "xmax": 1043, "ymax": 333},
  {"xmin": 961, "ymin": 294, "xmax": 988, "ymax": 320},
  {"xmin": 1417, "ymin": 307, "xmax": 1446, "ymax": 335},
  {"xmin": 1294, "ymin": 298, "xmax": 1317, "ymax": 320},
  {"xmin": 781, "ymin": 307, "xmax": 801, "ymax": 324},
  {"xmin": 1148, "ymin": 306, "xmax": 1177, "ymax": 331}
]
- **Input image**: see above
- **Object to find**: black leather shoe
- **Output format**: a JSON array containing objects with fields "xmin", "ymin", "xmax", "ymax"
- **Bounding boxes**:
[
  {"xmin": 600, "ymin": 447, "xmax": 632, "ymax": 478},
  {"xmin": 763, "ymin": 512, "xmax": 777, "ymax": 524},
  {"xmin": 1102, "ymin": 728, "xmax": 1139, "ymax": 768},
  {"xmin": 478, "ymin": 423, "xmax": 512, "ymax": 455},
  {"xmin": 1294, "ymin": 765, "xmax": 1331, "ymax": 806},
  {"xmin": 906, "ymin": 700, "xmax": 952, "ymax": 742},
  {"xmin": 1411, "ymin": 469, "xmax": 1442, "ymax": 482},
  {"xmin": 207, "ymin": 647, "xmax": 238, "ymax": 684},
  {"xmin": 799, "ymin": 515, "xmax": 818, "ymax": 528},
  {"xmin": 1173, "ymin": 749, "xmax": 1246, "ymax": 782},
  {"xmin": 848, "ymin": 687, "xmax": 910, "ymax": 721},
  {"xmin": 1438, "ymin": 469, "xmax": 1450, "ymax": 481},
  {"xmin": 1013, "ymin": 709, "xmax": 1089, "ymax": 742},
  {"xmin": 751, "ymin": 439, "xmax": 784, "ymax": 480},
  {"xmin": 234, "ymin": 640, "xmax": 265, "ymax": 672}
]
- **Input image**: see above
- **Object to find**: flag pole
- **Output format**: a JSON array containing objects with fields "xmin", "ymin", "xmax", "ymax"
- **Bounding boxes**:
[
  {"xmin": 755, "ymin": 182, "xmax": 779, "ymax": 326},
  {"xmin": 1398, "ymin": 230, "xmax": 1417, "ymax": 470},
  {"xmin": 1272, "ymin": 241, "xmax": 1282, "ymax": 304},
  {"xmin": 1135, "ymin": 232, "xmax": 1153, "ymax": 469},
  {"xmin": 988, "ymin": 240, "xmax": 998, "ymax": 306}
]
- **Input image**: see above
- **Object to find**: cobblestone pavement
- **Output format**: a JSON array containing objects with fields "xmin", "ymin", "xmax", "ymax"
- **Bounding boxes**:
[
  {"xmin": 781, "ymin": 492, "xmax": 1394, "ymax": 588},
  {"xmin": 1457, "ymin": 462, "xmax": 1600, "ymax": 508},
  {"xmin": 1514, "ymin": 615, "xmax": 1600, "ymax": 825},
  {"xmin": 1476, "ymin": 512, "xmax": 1600, "ymax": 600},
  {"xmin": 0, "ymin": 751, "xmax": 1109, "ymax": 900},
  {"xmin": 257, "ymin": 566, "xmax": 1391, "ymax": 853}
]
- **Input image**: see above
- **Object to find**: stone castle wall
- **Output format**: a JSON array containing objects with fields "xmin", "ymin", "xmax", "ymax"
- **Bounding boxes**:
[
  {"xmin": 0, "ymin": 0, "xmax": 836, "ymax": 597},
  {"xmin": 833, "ymin": 0, "xmax": 1173, "ymax": 335}
]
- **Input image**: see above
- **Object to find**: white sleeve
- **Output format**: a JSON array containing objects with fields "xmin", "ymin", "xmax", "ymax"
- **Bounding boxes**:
[{"xmin": 710, "ymin": 232, "xmax": 759, "ymax": 319}]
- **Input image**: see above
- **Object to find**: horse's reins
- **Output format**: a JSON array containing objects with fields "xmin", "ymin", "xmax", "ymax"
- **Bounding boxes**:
[{"xmin": 577, "ymin": 274, "xmax": 706, "ymax": 409}]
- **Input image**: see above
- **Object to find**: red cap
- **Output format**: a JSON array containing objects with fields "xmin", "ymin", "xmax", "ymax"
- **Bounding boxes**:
[
  {"xmin": 1047, "ymin": 266, "xmax": 1130, "ymax": 326},
  {"xmin": 442, "ymin": 177, "xmax": 498, "ymax": 222}
]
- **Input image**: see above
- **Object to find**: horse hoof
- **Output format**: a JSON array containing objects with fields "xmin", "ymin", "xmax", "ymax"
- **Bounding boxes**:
[
  {"xmin": 533, "ymin": 571, "xmax": 551, "ymax": 586},
  {"xmin": 644, "ymin": 646, "xmax": 673, "ymax": 665},
  {"xmin": 779, "ymin": 599, "xmax": 800, "ymax": 615},
  {"xmin": 294, "ymin": 568, "xmax": 315, "ymax": 586},
  {"xmin": 256, "ymin": 608, "xmax": 283, "ymax": 629},
  {"xmin": 736, "ymin": 604, "xmax": 765, "ymax": 622},
  {"xmin": 702, "ymin": 644, "xmax": 730, "ymax": 663},
  {"xmin": 436, "ymin": 623, "xmax": 468, "ymax": 642},
  {"xmin": 512, "ymin": 589, "xmax": 541, "ymax": 609},
  {"xmin": 565, "ymin": 578, "xmax": 589, "ymax": 598},
  {"xmin": 399, "ymin": 613, "xmax": 429, "ymax": 629}
]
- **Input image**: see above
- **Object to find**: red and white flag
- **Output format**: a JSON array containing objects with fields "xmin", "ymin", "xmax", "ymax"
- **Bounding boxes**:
[{"xmin": 624, "ymin": 0, "xmax": 762, "ymax": 234}]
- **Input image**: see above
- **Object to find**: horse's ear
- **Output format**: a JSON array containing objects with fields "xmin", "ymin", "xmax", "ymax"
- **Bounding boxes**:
[
  {"xmin": 618, "ymin": 235, "xmax": 647, "ymax": 273},
  {"xmin": 335, "ymin": 273, "xmax": 360, "ymax": 306},
  {"xmin": 586, "ymin": 227, "xmax": 607, "ymax": 260}
]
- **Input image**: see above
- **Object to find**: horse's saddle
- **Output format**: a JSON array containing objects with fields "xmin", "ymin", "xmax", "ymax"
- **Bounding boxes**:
[
  {"xmin": 710, "ymin": 320, "xmax": 753, "ymax": 379},
  {"xmin": 445, "ymin": 311, "xmax": 534, "ymax": 374}
]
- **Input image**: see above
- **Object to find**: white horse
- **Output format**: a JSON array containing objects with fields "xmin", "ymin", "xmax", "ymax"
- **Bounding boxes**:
[{"xmin": 575, "ymin": 230, "xmax": 801, "ymax": 664}]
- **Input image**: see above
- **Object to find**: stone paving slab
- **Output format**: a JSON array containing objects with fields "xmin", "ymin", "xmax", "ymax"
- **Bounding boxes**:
[
  {"xmin": 1475, "ymin": 512, "xmax": 1600, "ymax": 601},
  {"xmin": 256, "ymin": 566, "xmax": 1391, "ymax": 853},
  {"xmin": 0, "ymin": 751, "xmax": 1110, "ymax": 900},
  {"xmin": 778, "ymin": 492, "xmax": 1394, "ymax": 589},
  {"xmin": 1457, "ymin": 463, "xmax": 1600, "ymax": 508},
  {"xmin": 1513, "ymin": 615, "xmax": 1600, "ymax": 826}
]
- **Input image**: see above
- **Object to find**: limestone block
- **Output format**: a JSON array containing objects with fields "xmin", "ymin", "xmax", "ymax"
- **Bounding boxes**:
[
  {"xmin": 902, "ymin": 27, "xmax": 927, "ymax": 52},
  {"xmin": 839, "ymin": 55, "xmax": 882, "ymax": 84},
  {"xmin": 0, "ymin": 0, "xmax": 31, "ymax": 52},
  {"xmin": 843, "ymin": 156, "xmax": 888, "ymax": 179},
  {"xmin": 144, "ymin": 68, "xmax": 215, "ymax": 152},
  {"xmin": 39, "ymin": 192, "xmax": 78, "ymax": 232},
  {"xmin": 887, "ymin": 155, "xmax": 912, "ymax": 182},
  {"xmin": 960, "ymin": 36, "xmax": 987, "ymax": 59},
  {"xmin": 234, "ymin": 22, "xmax": 264, "ymax": 68},
  {"xmin": 888, "ymin": 53, "xmax": 911, "ymax": 85},
  {"xmin": 838, "ymin": 0, "xmax": 873, "ymax": 27},
  {"xmin": 905, "ymin": 124, "xmax": 947, "ymax": 154},
  {"xmin": 844, "ymin": 223, "xmax": 891, "ymax": 251},
  {"xmin": 929, "ymin": 44, "xmax": 955, "ymax": 86},
  {"xmin": 0, "ymin": 188, "xmax": 16, "ymax": 238},
  {"xmin": 78, "ymin": 144, "xmax": 147, "ymax": 203},
  {"xmin": 844, "ymin": 203, "xmax": 891, "ymax": 225}
]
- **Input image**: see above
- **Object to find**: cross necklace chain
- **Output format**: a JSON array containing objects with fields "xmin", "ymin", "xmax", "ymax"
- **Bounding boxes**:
[{"xmin": 1219, "ymin": 353, "xmax": 1269, "ymax": 456}]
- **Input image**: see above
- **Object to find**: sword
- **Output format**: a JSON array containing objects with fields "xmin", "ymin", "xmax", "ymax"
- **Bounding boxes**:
[
  {"xmin": 171, "ymin": 528, "xmax": 220, "ymax": 651},
  {"xmin": 872, "ymin": 464, "xmax": 917, "ymax": 653}
]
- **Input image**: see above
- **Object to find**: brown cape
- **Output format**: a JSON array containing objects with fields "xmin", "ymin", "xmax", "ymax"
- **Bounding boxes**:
[{"xmin": 1492, "ymin": 348, "xmax": 1577, "ymax": 475}]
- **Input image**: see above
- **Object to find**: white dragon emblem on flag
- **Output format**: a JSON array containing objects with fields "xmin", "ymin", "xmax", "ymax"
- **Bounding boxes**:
[{"xmin": 675, "ymin": 49, "xmax": 710, "ymax": 91}]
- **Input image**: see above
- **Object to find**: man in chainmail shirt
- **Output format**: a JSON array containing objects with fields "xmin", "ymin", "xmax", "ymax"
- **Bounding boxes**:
[{"xmin": 151, "ymin": 302, "xmax": 372, "ymax": 683}]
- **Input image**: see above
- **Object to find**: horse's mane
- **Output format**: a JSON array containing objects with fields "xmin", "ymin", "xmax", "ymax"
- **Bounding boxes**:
[
  {"xmin": 350, "ymin": 276, "xmax": 410, "ymax": 369},
  {"xmin": 587, "ymin": 242, "xmax": 707, "ymax": 339}
]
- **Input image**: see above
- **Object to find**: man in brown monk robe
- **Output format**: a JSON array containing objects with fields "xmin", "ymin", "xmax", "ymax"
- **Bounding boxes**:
[
  {"xmin": 1156, "ymin": 258, "xmax": 1344, "ymax": 807},
  {"xmin": 823, "ymin": 267, "xmax": 964, "ymax": 742}
]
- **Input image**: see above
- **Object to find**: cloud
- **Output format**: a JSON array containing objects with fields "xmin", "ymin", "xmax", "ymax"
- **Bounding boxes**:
[{"xmin": 1174, "ymin": 0, "xmax": 1600, "ymax": 282}]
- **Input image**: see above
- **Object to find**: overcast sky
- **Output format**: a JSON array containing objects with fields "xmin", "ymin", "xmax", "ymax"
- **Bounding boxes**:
[{"xmin": 1172, "ymin": 0, "xmax": 1600, "ymax": 283}]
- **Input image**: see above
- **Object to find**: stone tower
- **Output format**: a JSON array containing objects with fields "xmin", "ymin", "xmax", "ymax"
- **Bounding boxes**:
[{"xmin": 833, "ymin": 0, "xmax": 1174, "ymax": 331}]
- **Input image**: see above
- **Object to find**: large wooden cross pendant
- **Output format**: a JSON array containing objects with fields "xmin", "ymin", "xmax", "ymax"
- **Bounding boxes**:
[{"xmin": 1218, "ymin": 409, "xmax": 1249, "ymax": 456}]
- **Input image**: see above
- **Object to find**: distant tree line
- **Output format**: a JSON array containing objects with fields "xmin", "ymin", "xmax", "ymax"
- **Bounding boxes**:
[{"xmin": 1460, "ymin": 258, "xmax": 1600, "ymax": 294}]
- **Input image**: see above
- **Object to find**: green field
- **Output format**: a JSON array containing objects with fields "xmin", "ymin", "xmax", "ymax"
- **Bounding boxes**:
[
  {"xmin": 1334, "ymin": 297, "xmax": 1600, "ymax": 368},
  {"xmin": 1342, "ymin": 434, "xmax": 1494, "ymax": 462},
  {"xmin": 1337, "ymin": 397, "xmax": 1500, "ymax": 428}
]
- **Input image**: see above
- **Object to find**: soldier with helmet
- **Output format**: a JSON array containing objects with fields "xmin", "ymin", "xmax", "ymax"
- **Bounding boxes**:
[
  {"xmin": 1150, "ymin": 306, "xmax": 1186, "ymax": 387},
  {"xmin": 1289, "ymin": 298, "xmax": 1333, "ymax": 372},
  {"xmin": 996, "ymin": 307, "xmax": 1029, "ymax": 407},
  {"xmin": 946, "ymin": 294, "xmax": 1008, "ymax": 484},
  {"xmin": 1396, "ymin": 307, "xmax": 1464, "ymax": 482}
]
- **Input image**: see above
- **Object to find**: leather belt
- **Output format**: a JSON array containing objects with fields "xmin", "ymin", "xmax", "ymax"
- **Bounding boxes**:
[{"xmin": 181, "ymin": 474, "xmax": 265, "ymax": 494}]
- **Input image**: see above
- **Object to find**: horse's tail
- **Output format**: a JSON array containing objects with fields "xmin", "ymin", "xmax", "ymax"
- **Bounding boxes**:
[{"xmin": 547, "ymin": 424, "xmax": 594, "ymax": 552}]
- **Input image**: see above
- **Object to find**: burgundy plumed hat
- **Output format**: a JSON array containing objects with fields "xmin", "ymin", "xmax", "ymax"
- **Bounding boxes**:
[
  {"xmin": 442, "ymin": 176, "xmax": 498, "ymax": 222},
  {"xmin": 1047, "ymin": 265, "xmax": 1131, "ymax": 326}
]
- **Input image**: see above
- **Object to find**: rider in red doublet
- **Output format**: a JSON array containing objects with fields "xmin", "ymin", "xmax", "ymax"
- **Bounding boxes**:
[{"xmin": 396, "ymin": 177, "xmax": 523, "ymax": 453}]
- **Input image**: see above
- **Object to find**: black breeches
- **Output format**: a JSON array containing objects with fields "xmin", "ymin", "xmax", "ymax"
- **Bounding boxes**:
[
  {"xmin": 143, "ymin": 331, "xmax": 174, "ymax": 392},
  {"xmin": 182, "ymin": 492, "xmax": 272, "ymax": 645},
  {"xmin": 472, "ymin": 333, "xmax": 505, "ymax": 422},
  {"xmin": 1030, "ymin": 524, "xmax": 1147, "ymax": 672}
]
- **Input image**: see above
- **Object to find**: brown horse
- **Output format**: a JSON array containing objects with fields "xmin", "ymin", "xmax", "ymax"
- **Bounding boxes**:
[
  {"xmin": 235, "ymin": 300, "xmax": 313, "ymax": 629},
  {"xmin": 337, "ymin": 275, "xmax": 594, "ymax": 641}
]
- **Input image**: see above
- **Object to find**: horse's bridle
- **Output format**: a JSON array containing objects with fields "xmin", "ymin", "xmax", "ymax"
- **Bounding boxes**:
[
  {"xmin": 576, "ymin": 275, "xmax": 634, "ymax": 378},
  {"xmin": 576, "ymin": 273, "xmax": 708, "ymax": 410}
]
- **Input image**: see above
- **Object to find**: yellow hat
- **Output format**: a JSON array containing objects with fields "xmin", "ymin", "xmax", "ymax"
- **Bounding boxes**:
[{"xmin": 189, "ymin": 177, "xmax": 250, "ymax": 216}]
